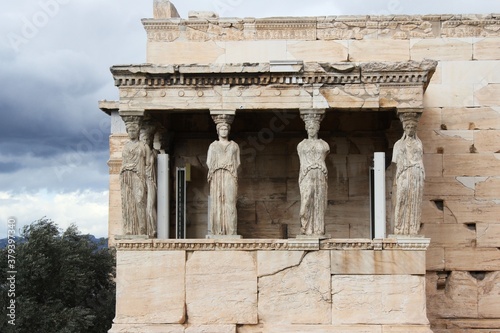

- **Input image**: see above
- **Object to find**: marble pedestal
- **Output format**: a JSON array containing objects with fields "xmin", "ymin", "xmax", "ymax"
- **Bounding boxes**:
[{"xmin": 109, "ymin": 238, "xmax": 432, "ymax": 333}]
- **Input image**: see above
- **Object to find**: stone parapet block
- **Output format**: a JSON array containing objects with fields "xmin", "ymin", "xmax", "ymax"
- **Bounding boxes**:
[
  {"xmin": 114, "ymin": 251, "xmax": 186, "ymax": 325},
  {"xmin": 331, "ymin": 249, "xmax": 426, "ymax": 275},
  {"xmin": 332, "ymin": 275, "xmax": 429, "ymax": 325}
]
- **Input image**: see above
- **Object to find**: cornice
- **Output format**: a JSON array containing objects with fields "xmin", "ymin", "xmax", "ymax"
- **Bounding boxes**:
[
  {"xmin": 114, "ymin": 238, "xmax": 430, "ymax": 251},
  {"xmin": 110, "ymin": 60, "xmax": 437, "ymax": 89}
]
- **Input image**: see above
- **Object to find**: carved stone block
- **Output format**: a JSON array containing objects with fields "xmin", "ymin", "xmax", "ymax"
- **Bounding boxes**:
[
  {"xmin": 478, "ymin": 271, "xmax": 500, "ymax": 318},
  {"xmin": 419, "ymin": 223, "xmax": 476, "ymax": 247},
  {"xmin": 426, "ymin": 271, "xmax": 478, "ymax": 319},
  {"xmin": 109, "ymin": 324, "xmax": 185, "ymax": 333},
  {"xmin": 257, "ymin": 250, "xmax": 305, "ymax": 277},
  {"xmin": 477, "ymin": 223, "xmax": 500, "ymax": 248},
  {"xmin": 186, "ymin": 251, "xmax": 258, "ymax": 324},
  {"xmin": 443, "ymin": 154, "xmax": 500, "ymax": 177},
  {"xmin": 422, "ymin": 154, "xmax": 443, "ymax": 178},
  {"xmin": 349, "ymin": 40, "xmax": 410, "ymax": 62},
  {"xmin": 287, "ymin": 40, "xmax": 348, "ymax": 62},
  {"xmin": 330, "ymin": 250, "xmax": 426, "ymax": 275},
  {"xmin": 331, "ymin": 275, "xmax": 428, "ymax": 325},
  {"xmin": 475, "ymin": 130, "xmax": 500, "ymax": 153},
  {"xmin": 444, "ymin": 199, "xmax": 500, "ymax": 224},
  {"xmin": 445, "ymin": 248, "xmax": 500, "ymax": 271},
  {"xmin": 442, "ymin": 107, "xmax": 500, "ymax": 130},
  {"xmin": 185, "ymin": 325, "xmax": 236, "ymax": 333},
  {"xmin": 474, "ymin": 37, "xmax": 500, "ymax": 60},
  {"xmin": 411, "ymin": 38, "xmax": 473, "ymax": 61},
  {"xmin": 423, "ymin": 177, "xmax": 475, "ymax": 198},
  {"xmin": 426, "ymin": 246, "xmax": 445, "ymax": 271},
  {"xmin": 114, "ymin": 251, "xmax": 186, "ymax": 324},
  {"xmin": 147, "ymin": 41, "xmax": 225, "ymax": 65},
  {"xmin": 420, "ymin": 129, "xmax": 473, "ymax": 154},
  {"xmin": 258, "ymin": 251, "xmax": 331, "ymax": 324}
]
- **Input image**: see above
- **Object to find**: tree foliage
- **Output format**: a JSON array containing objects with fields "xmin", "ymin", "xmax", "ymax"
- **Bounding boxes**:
[{"xmin": 0, "ymin": 218, "xmax": 115, "ymax": 333}]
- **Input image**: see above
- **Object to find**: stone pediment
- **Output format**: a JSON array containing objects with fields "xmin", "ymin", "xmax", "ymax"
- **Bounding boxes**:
[{"xmin": 111, "ymin": 60, "xmax": 437, "ymax": 113}]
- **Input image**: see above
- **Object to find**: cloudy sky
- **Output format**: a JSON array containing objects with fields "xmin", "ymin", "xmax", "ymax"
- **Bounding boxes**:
[{"xmin": 1, "ymin": 0, "xmax": 499, "ymax": 238}]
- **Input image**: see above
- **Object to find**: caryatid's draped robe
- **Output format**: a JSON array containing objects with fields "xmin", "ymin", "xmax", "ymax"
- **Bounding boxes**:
[
  {"xmin": 392, "ymin": 133, "xmax": 425, "ymax": 235},
  {"xmin": 120, "ymin": 140, "xmax": 149, "ymax": 235},
  {"xmin": 207, "ymin": 140, "xmax": 240, "ymax": 235},
  {"xmin": 297, "ymin": 138, "xmax": 330, "ymax": 235}
]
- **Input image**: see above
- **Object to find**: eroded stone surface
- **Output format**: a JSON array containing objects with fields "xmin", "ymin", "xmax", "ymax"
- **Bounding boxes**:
[
  {"xmin": 478, "ymin": 271, "xmax": 500, "ymax": 318},
  {"xmin": 332, "ymin": 275, "xmax": 428, "ymax": 325},
  {"xmin": 331, "ymin": 250, "xmax": 426, "ymax": 275},
  {"xmin": 257, "ymin": 250, "xmax": 305, "ymax": 277},
  {"xmin": 258, "ymin": 251, "xmax": 332, "ymax": 324},
  {"xmin": 426, "ymin": 271, "xmax": 478, "ymax": 319}
]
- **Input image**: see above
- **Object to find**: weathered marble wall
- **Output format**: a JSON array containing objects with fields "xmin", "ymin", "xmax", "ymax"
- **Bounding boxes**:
[
  {"xmin": 109, "ymin": 238, "xmax": 431, "ymax": 333},
  {"xmin": 139, "ymin": 14, "xmax": 500, "ymax": 332},
  {"xmin": 104, "ymin": 12, "xmax": 500, "ymax": 333}
]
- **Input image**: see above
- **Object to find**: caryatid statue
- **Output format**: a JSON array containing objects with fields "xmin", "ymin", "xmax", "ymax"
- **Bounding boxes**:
[
  {"xmin": 207, "ymin": 112, "xmax": 240, "ymax": 236},
  {"xmin": 392, "ymin": 112, "xmax": 425, "ymax": 236},
  {"xmin": 120, "ymin": 116, "xmax": 149, "ymax": 236},
  {"xmin": 297, "ymin": 110, "xmax": 330, "ymax": 236},
  {"xmin": 140, "ymin": 118, "xmax": 158, "ymax": 238}
]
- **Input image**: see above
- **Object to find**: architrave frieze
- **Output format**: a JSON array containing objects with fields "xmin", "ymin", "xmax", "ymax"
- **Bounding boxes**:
[
  {"xmin": 111, "ymin": 60, "xmax": 437, "ymax": 112},
  {"xmin": 114, "ymin": 238, "xmax": 430, "ymax": 251},
  {"xmin": 142, "ymin": 15, "xmax": 500, "ymax": 42}
]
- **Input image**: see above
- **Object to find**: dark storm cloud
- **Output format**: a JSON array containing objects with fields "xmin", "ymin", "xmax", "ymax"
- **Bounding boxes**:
[
  {"xmin": 0, "ymin": 161, "xmax": 23, "ymax": 174},
  {"xmin": 0, "ymin": 53, "xmax": 111, "ymax": 172},
  {"xmin": 0, "ymin": 1, "xmax": 151, "ymax": 194}
]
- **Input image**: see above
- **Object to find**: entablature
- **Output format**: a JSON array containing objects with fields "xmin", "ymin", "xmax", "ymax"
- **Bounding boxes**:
[{"xmin": 111, "ymin": 60, "xmax": 437, "ymax": 113}]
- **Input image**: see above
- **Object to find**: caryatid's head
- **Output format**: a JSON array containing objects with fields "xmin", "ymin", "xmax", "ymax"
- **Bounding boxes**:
[{"xmin": 399, "ymin": 112, "xmax": 421, "ymax": 138}]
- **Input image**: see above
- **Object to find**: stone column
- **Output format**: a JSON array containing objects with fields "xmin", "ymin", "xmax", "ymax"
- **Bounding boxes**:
[
  {"xmin": 154, "ymin": 124, "xmax": 172, "ymax": 239},
  {"xmin": 391, "ymin": 109, "xmax": 425, "ymax": 237},
  {"xmin": 297, "ymin": 109, "xmax": 330, "ymax": 238},
  {"xmin": 206, "ymin": 110, "xmax": 242, "ymax": 239}
]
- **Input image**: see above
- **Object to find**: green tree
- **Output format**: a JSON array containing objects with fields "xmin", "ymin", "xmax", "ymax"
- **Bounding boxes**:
[{"xmin": 0, "ymin": 218, "xmax": 115, "ymax": 333}]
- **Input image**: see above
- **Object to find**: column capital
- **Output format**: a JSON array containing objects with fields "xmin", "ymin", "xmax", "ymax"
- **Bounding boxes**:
[
  {"xmin": 119, "ymin": 109, "xmax": 145, "ymax": 117},
  {"xmin": 396, "ymin": 108, "xmax": 423, "ymax": 125},
  {"xmin": 300, "ymin": 109, "xmax": 326, "ymax": 124},
  {"xmin": 299, "ymin": 108, "xmax": 326, "ymax": 115},
  {"xmin": 210, "ymin": 109, "xmax": 236, "ymax": 125},
  {"xmin": 396, "ymin": 108, "xmax": 423, "ymax": 115}
]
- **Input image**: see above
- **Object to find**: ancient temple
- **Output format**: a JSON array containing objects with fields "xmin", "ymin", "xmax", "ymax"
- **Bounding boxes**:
[{"xmin": 100, "ymin": 2, "xmax": 500, "ymax": 332}]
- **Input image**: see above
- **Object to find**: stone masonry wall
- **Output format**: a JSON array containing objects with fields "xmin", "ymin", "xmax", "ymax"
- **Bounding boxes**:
[
  {"xmin": 147, "ymin": 14, "xmax": 500, "ymax": 332},
  {"xmin": 106, "ymin": 13, "xmax": 500, "ymax": 332},
  {"xmin": 109, "ymin": 239, "xmax": 432, "ymax": 333}
]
